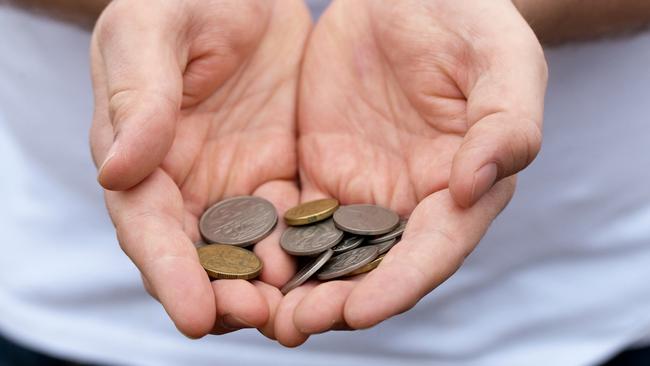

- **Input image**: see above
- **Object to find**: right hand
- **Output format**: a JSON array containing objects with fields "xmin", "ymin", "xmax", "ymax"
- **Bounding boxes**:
[{"xmin": 89, "ymin": 0, "xmax": 311, "ymax": 338}]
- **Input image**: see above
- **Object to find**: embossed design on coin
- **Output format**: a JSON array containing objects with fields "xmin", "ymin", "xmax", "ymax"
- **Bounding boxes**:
[
  {"xmin": 333, "ymin": 204, "xmax": 399, "ymax": 235},
  {"xmin": 372, "ymin": 237, "xmax": 398, "ymax": 255},
  {"xmin": 332, "ymin": 235, "xmax": 364, "ymax": 254},
  {"xmin": 199, "ymin": 196, "xmax": 277, "ymax": 246},
  {"xmin": 346, "ymin": 254, "xmax": 386, "ymax": 277},
  {"xmin": 198, "ymin": 244, "xmax": 263, "ymax": 280},
  {"xmin": 367, "ymin": 218, "xmax": 407, "ymax": 244},
  {"xmin": 284, "ymin": 198, "xmax": 339, "ymax": 226},
  {"xmin": 281, "ymin": 249, "xmax": 333, "ymax": 295},
  {"xmin": 317, "ymin": 246, "xmax": 379, "ymax": 280},
  {"xmin": 280, "ymin": 218, "xmax": 343, "ymax": 256}
]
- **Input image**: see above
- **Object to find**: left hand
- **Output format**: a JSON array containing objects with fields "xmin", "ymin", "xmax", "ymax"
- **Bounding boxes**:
[{"xmin": 273, "ymin": 0, "xmax": 547, "ymax": 346}]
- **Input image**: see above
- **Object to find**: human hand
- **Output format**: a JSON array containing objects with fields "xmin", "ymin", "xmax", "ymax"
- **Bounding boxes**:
[
  {"xmin": 89, "ymin": 0, "xmax": 311, "ymax": 338},
  {"xmin": 274, "ymin": 0, "xmax": 547, "ymax": 346}
]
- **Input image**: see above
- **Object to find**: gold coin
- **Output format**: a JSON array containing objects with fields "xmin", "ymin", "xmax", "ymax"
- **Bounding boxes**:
[
  {"xmin": 197, "ymin": 244, "xmax": 263, "ymax": 280},
  {"xmin": 346, "ymin": 254, "xmax": 385, "ymax": 277},
  {"xmin": 284, "ymin": 198, "xmax": 339, "ymax": 226}
]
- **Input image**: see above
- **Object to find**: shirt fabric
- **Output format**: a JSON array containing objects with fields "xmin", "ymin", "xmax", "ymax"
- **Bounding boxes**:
[{"xmin": 0, "ymin": 4, "xmax": 649, "ymax": 366}]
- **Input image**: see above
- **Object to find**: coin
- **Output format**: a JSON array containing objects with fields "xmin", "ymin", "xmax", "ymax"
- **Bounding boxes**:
[
  {"xmin": 199, "ymin": 196, "xmax": 277, "ymax": 247},
  {"xmin": 331, "ymin": 235, "xmax": 364, "ymax": 254},
  {"xmin": 333, "ymin": 204, "xmax": 400, "ymax": 235},
  {"xmin": 367, "ymin": 218, "xmax": 407, "ymax": 244},
  {"xmin": 197, "ymin": 244, "xmax": 263, "ymax": 280},
  {"xmin": 194, "ymin": 239, "xmax": 208, "ymax": 248},
  {"xmin": 280, "ymin": 218, "xmax": 343, "ymax": 256},
  {"xmin": 317, "ymin": 246, "xmax": 379, "ymax": 280},
  {"xmin": 346, "ymin": 254, "xmax": 385, "ymax": 277},
  {"xmin": 280, "ymin": 249, "xmax": 333, "ymax": 295},
  {"xmin": 371, "ymin": 237, "xmax": 398, "ymax": 255},
  {"xmin": 284, "ymin": 198, "xmax": 339, "ymax": 226}
]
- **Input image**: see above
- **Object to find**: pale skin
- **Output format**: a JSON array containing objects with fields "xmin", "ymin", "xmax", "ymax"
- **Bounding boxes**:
[
  {"xmin": 273, "ymin": 0, "xmax": 547, "ymax": 346},
  {"xmin": 10, "ymin": 0, "xmax": 650, "ymax": 345},
  {"xmin": 90, "ymin": 0, "xmax": 312, "ymax": 338}
]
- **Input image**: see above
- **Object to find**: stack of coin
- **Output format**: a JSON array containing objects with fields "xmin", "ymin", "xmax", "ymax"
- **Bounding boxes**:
[
  {"xmin": 280, "ymin": 199, "xmax": 406, "ymax": 294},
  {"xmin": 194, "ymin": 196, "xmax": 406, "ymax": 293},
  {"xmin": 196, "ymin": 196, "xmax": 277, "ymax": 280}
]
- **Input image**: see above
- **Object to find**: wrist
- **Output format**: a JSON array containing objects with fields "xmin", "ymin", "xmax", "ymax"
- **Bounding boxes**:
[
  {"xmin": 511, "ymin": 0, "xmax": 650, "ymax": 45},
  {"xmin": 6, "ymin": 0, "xmax": 111, "ymax": 29}
]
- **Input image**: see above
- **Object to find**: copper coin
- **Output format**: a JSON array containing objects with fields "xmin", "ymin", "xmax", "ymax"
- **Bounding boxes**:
[
  {"xmin": 198, "ymin": 244, "xmax": 263, "ymax": 280},
  {"xmin": 284, "ymin": 198, "xmax": 339, "ymax": 226},
  {"xmin": 317, "ymin": 246, "xmax": 379, "ymax": 280},
  {"xmin": 333, "ymin": 204, "xmax": 399, "ymax": 235},
  {"xmin": 199, "ymin": 196, "xmax": 277, "ymax": 247},
  {"xmin": 332, "ymin": 235, "xmax": 364, "ymax": 254},
  {"xmin": 280, "ymin": 249, "xmax": 333, "ymax": 294},
  {"xmin": 367, "ymin": 218, "xmax": 407, "ymax": 244},
  {"xmin": 280, "ymin": 218, "xmax": 343, "ymax": 256}
]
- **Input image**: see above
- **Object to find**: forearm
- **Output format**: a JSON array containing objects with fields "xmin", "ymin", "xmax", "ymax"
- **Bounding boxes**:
[
  {"xmin": 513, "ymin": 0, "xmax": 650, "ymax": 44},
  {"xmin": 2, "ymin": 0, "xmax": 110, "ymax": 29}
]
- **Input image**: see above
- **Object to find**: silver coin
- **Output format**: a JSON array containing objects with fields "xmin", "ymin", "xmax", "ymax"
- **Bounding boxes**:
[
  {"xmin": 333, "ymin": 204, "xmax": 399, "ymax": 235},
  {"xmin": 199, "ymin": 196, "xmax": 278, "ymax": 247},
  {"xmin": 194, "ymin": 239, "xmax": 208, "ymax": 248},
  {"xmin": 371, "ymin": 237, "xmax": 398, "ymax": 255},
  {"xmin": 280, "ymin": 218, "xmax": 343, "ymax": 256},
  {"xmin": 280, "ymin": 249, "xmax": 333, "ymax": 294},
  {"xmin": 317, "ymin": 246, "xmax": 379, "ymax": 280},
  {"xmin": 367, "ymin": 218, "xmax": 407, "ymax": 244},
  {"xmin": 332, "ymin": 235, "xmax": 364, "ymax": 254}
]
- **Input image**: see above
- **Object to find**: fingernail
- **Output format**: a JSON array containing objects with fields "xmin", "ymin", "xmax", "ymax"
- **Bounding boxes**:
[
  {"xmin": 222, "ymin": 314, "xmax": 254, "ymax": 330},
  {"xmin": 471, "ymin": 163, "xmax": 498, "ymax": 204},
  {"xmin": 97, "ymin": 148, "xmax": 116, "ymax": 183}
]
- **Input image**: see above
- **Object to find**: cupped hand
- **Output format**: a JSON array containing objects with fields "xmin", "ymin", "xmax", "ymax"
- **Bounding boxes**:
[
  {"xmin": 89, "ymin": 0, "xmax": 311, "ymax": 338},
  {"xmin": 274, "ymin": 0, "xmax": 547, "ymax": 346}
]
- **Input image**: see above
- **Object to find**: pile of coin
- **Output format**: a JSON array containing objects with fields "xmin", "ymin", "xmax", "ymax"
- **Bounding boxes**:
[{"xmin": 195, "ymin": 196, "xmax": 406, "ymax": 295}]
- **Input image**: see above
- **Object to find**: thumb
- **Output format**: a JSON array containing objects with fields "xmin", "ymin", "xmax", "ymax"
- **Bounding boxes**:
[
  {"xmin": 449, "ymin": 16, "xmax": 547, "ymax": 208},
  {"xmin": 92, "ymin": 2, "xmax": 185, "ymax": 191},
  {"xmin": 449, "ymin": 110, "xmax": 543, "ymax": 208}
]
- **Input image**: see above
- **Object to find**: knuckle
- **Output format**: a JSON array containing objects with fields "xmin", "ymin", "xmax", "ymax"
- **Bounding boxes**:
[
  {"xmin": 520, "ymin": 117, "xmax": 543, "ymax": 163},
  {"xmin": 108, "ymin": 88, "xmax": 178, "ymax": 128}
]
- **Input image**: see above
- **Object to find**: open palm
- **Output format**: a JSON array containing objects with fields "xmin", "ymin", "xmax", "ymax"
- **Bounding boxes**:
[
  {"xmin": 89, "ymin": 0, "xmax": 310, "ymax": 338},
  {"xmin": 274, "ymin": 0, "xmax": 547, "ymax": 346}
]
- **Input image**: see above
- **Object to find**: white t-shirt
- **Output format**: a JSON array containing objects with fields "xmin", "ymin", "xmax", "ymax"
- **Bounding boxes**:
[{"xmin": 1, "ymin": 5, "xmax": 649, "ymax": 366}]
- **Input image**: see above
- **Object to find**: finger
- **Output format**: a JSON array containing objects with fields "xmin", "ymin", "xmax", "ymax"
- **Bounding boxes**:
[
  {"xmin": 106, "ymin": 169, "xmax": 215, "ymax": 338},
  {"xmin": 449, "ymin": 9, "xmax": 547, "ymax": 207},
  {"xmin": 293, "ymin": 279, "xmax": 359, "ymax": 334},
  {"xmin": 140, "ymin": 274, "xmax": 158, "ymax": 301},
  {"xmin": 92, "ymin": 2, "xmax": 186, "ymax": 191},
  {"xmin": 298, "ymin": 178, "xmax": 330, "ymax": 203},
  {"xmin": 253, "ymin": 180, "xmax": 300, "ymax": 287},
  {"xmin": 274, "ymin": 282, "xmax": 316, "ymax": 347},
  {"xmin": 256, "ymin": 280, "xmax": 285, "ymax": 340},
  {"xmin": 344, "ymin": 178, "xmax": 516, "ymax": 329},
  {"xmin": 210, "ymin": 279, "xmax": 269, "ymax": 335}
]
